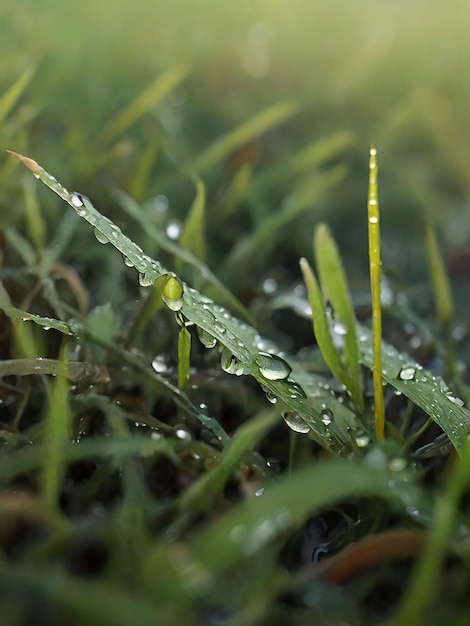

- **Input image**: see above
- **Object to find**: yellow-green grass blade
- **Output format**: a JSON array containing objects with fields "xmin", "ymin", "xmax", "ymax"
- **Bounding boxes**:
[
  {"xmin": 179, "ymin": 180, "xmax": 206, "ymax": 262},
  {"xmin": 367, "ymin": 145, "xmax": 385, "ymax": 441},
  {"xmin": 177, "ymin": 326, "xmax": 191, "ymax": 389},
  {"xmin": 0, "ymin": 66, "xmax": 35, "ymax": 124},
  {"xmin": 424, "ymin": 219, "xmax": 453, "ymax": 326}
]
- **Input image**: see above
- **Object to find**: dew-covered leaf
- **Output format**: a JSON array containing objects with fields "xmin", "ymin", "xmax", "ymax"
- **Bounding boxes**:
[
  {"xmin": 358, "ymin": 325, "xmax": 470, "ymax": 453},
  {"xmin": 9, "ymin": 151, "xmax": 360, "ymax": 450}
]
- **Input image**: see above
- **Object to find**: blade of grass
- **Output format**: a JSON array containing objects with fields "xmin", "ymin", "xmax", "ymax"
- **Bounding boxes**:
[
  {"xmin": 101, "ymin": 64, "xmax": 189, "ymax": 142},
  {"xmin": 0, "ymin": 66, "xmax": 35, "ymax": 123},
  {"xmin": 177, "ymin": 326, "xmax": 191, "ymax": 389},
  {"xmin": 357, "ymin": 324, "xmax": 470, "ymax": 453},
  {"xmin": 314, "ymin": 223, "xmax": 363, "ymax": 411},
  {"xmin": 190, "ymin": 101, "xmax": 299, "ymax": 174},
  {"xmin": 367, "ymin": 145, "xmax": 384, "ymax": 441},
  {"xmin": 8, "ymin": 150, "xmax": 359, "ymax": 450},
  {"xmin": 179, "ymin": 180, "xmax": 206, "ymax": 262}
]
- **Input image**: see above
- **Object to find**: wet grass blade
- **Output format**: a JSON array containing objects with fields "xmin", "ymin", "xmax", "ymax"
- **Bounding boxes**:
[
  {"xmin": 101, "ymin": 64, "xmax": 189, "ymax": 142},
  {"xmin": 358, "ymin": 324, "xmax": 470, "ymax": 453},
  {"xmin": 8, "ymin": 150, "xmax": 358, "ymax": 450},
  {"xmin": 314, "ymin": 223, "xmax": 363, "ymax": 411},
  {"xmin": 367, "ymin": 145, "xmax": 385, "ymax": 441}
]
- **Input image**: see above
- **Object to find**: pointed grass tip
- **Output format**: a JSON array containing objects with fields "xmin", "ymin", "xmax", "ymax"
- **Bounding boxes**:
[{"xmin": 6, "ymin": 150, "xmax": 41, "ymax": 175}]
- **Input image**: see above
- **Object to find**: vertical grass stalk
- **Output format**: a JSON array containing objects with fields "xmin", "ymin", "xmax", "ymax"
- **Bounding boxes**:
[{"xmin": 368, "ymin": 145, "xmax": 385, "ymax": 441}]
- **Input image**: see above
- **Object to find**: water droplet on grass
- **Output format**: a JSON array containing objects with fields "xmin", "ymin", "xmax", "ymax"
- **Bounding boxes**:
[
  {"xmin": 355, "ymin": 434, "xmax": 371, "ymax": 448},
  {"xmin": 283, "ymin": 412, "xmax": 310, "ymax": 434},
  {"xmin": 321, "ymin": 408, "xmax": 333, "ymax": 426},
  {"xmin": 398, "ymin": 366, "xmax": 416, "ymax": 381},
  {"xmin": 254, "ymin": 352, "xmax": 291, "ymax": 381},
  {"xmin": 220, "ymin": 347, "xmax": 245, "ymax": 376},
  {"xmin": 94, "ymin": 229, "xmax": 109, "ymax": 244},
  {"xmin": 123, "ymin": 256, "xmax": 134, "ymax": 268},
  {"xmin": 261, "ymin": 386, "xmax": 277, "ymax": 404},
  {"xmin": 152, "ymin": 355, "xmax": 169, "ymax": 374},
  {"xmin": 196, "ymin": 326, "xmax": 217, "ymax": 348},
  {"xmin": 71, "ymin": 192, "xmax": 84, "ymax": 208},
  {"xmin": 139, "ymin": 273, "xmax": 154, "ymax": 287}
]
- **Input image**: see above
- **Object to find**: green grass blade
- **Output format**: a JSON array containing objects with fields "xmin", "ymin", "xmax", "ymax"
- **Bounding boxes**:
[
  {"xmin": 0, "ymin": 66, "xmax": 35, "ymax": 124},
  {"xmin": 177, "ymin": 326, "xmax": 191, "ymax": 389},
  {"xmin": 179, "ymin": 180, "xmax": 206, "ymax": 262},
  {"xmin": 299, "ymin": 257, "xmax": 346, "ymax": 382},
  {"xmin": 314, "ymin": 223, "xmax": 363, "ymax": 410},
  {"xmin": 424, "ymin": 219, "xmax": 453, "ymax": 326},
  {"xmin": 179, "ymin": 408, "xmax": 279, "ymax": 515},
  {"xmin": 358, "ymin": 324, "xmax": 470, "ymax": 453},
  {"xmin": 101, "ymin": 63, "xmax": 189, "ymax": 142},
  {"xmin": 9, "ymin": 150, "xmax": 359, "ymax": 450},
  {"xmin": 41, "ymin": 354, "xmax": 71, "ymax": 508},
  {"xmin": 367, "ymin": 145, "xmax": 385, "ymax": 441},
  {"xmin": 191, "ymin": 101, "xmax": 299, "ymax": 174},
  {"xmin": 188, "ymin": 456, "xmax": 424, "ymax": 572},
  {"xmin": 0, "ymin": 280, "xmax": 72, "ymax": 335}
]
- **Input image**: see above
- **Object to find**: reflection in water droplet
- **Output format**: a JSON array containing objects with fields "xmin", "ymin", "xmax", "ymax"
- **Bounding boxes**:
[
  {"xmin": 261, "ymin": 386, "xmax": 277, "ymax": 404},
  {"xmin": 196, "ymin": 326, "xmax": 217, "ymax": 348},
  {"xmin": 321, "ymin": 408, "xmax": 334, "ymax": 426},
  {"xmin": 123, "ymin": 256, "xmax": 134, "ymax": 268},
  {"xmin": 388, "ymin": 457, "xmax": 407, "ymax": 472},
  {"xmin": 332, "ymin": 322, "xmax": 347, "ymax": 336},
  {"xmin": 139, "ymin": 273, "xmax": 154, "ymax": 287},
  {"xmin": 94, "ymin": 229, "xmax": 109, "ymax": 244},
  {"xmin": 254, "ymin": 487, "xmax": 265, "ymax": 497},
  {"xmin": 254, "ymin": 352, "xmax": 291, "ymax": 381},
  {"xmin": 355, "ymin": 434, "xmax": 371, "ymax": 448},
  {"xmin": 220, "ymin": 347, "xmax": 245, "ymax": 376},
  {"xmin": 162, "ymin": 274, "xmax": 184, "ymax": 311},
  {"xmin": 166, "ymin": 220, "xmax": 181, "ymax": 240},
  {"xmin": 284, "ymin": 380, "xmax": 307, "ymax": 399},
  {"xmin": 283, "ymin": 412, "xmax": 310, "ymax": 434},
  {"xmin": 398, "ymin": 367, "xmax": 416, "ymax": 381},
  {"xmin": 152, "ymin": 355, "xmax": 170, "ymax": 373},
  {"xmin": 174, "ymin": 425, "xmax": 192, "ymax": 441},
  {"xmin": 71, "ymin": 192, "xmax": 84, "ymax": 208}
]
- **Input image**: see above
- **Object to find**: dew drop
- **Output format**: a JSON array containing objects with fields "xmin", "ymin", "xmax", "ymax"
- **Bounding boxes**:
[
  {"xmin": 321, "ymin": 408, "xmax": 334, "ymax": 426},
  {"xmin": 33, "ymin": 173, "xmax": 40, "ymax": 179},
  {"xmin": 261, "ymin": 386, "xmax": 277, "ymax": 404},
  {"xmin": 254, "ymin": 352, "xmax": 291, "ymax": 381},
  {"xmin": 369, "ymin": 216, "xmax": 378, "ymax": 224},
  {"xmin": 71, "ymin": 192, "xmax": 84, "ymax": 208},
  {"xmin": 139, "ymin": 273, "xmax": 154, "ymax": 287},
  {"xmin": 398, "ymin": 366, "xmax": 416, "ymax": 381},
  {"xmin": 196, "ymin": 326, "xmax": 217, "ymax": 349},
  {"xmin": 282, "ymin": 412, "xmax": 310, "ymax": 434},
  {"xmin": 162, "ymin": 274, "xmax": 184, "ymax": 311},
  {"xmin": 355, "ymin": 434, "xmax": 371, "ymax": 448},
  {"xmin": 220, "ymin": 347, "xmax": 245, "ymax": 376},
  {"xmin": 93, "ymin": 229, "xmax": 109, "ymax": 244},
  {"xmin": 152, "ymin": 355, "xmax": 169, "ymax": 374},
  {"xmin": 284, "ymin": 380, "xmax": 307, "ymax": 399}
]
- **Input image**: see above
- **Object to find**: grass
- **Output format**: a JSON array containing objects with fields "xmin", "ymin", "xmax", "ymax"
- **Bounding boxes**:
[{"xmin": 2, "ymin": 3, "xmax": 470, "ymax": 623}]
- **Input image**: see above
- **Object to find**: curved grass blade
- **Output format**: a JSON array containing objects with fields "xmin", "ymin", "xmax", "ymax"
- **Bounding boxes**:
[
  {"xmin": 187, "ymin": 457, "xmax": 425, "ymax": 572},
  {"xmin": 314, "ymin": 223, "xmax": 363, "ymax": 411},
  {"xmin": 0, "ymin": 280, "xmax": 72, "ymax": 335},
  {"xmin": 179, "ymin": 180, "xmax": 206, "ymax": 262},
  {"xmin": 8, "ymin": 150, "xmax": 359, "ymax": 450}
]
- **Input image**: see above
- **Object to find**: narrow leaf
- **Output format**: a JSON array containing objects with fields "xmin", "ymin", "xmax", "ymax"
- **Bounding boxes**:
[
  {"xmin": 179, "ymin": 180, "xmax": 206, "ymax": 261},
  {"xmin": 0, "ymin": 66, "xmax": 35, "ymax": 123},
  {"xmin": 424, "ymin": 219, "xmax": 453, "ymax": 325},
  {"xmin": 177, "ymin": 326, "xmax": 191, "ymax": 389}
]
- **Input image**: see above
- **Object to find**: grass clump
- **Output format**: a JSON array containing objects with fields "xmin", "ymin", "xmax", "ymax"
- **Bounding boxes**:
[{"xmin": 2, "ymin": 62, "xmax": 470, "ymax": 626}]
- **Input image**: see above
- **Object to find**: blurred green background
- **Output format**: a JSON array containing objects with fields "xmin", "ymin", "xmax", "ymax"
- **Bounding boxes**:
[{"xmin": 2, "ymin": 0, "xmax": 470, "ymax": 298}]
